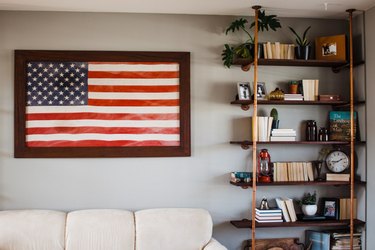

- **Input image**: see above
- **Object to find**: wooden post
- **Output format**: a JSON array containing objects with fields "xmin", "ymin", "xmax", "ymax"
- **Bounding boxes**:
[
  {"xmin": 251, "ymin": 5, "xmax": 261, "ymax": 249},
  {"xmin": 346, "ymin": 8, "xmax": 356, "ymax": 250}
]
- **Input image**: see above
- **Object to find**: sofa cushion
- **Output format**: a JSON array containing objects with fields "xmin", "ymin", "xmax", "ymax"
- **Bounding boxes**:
[
  {"xmin": 0, "ymin": 210, "xmax": 66, "ymax": 250},
  {"xmin": 135, "ymin": 208, "xmax": 213, "ymax": 250},
  {"xmin": 65, "ymin": 209, "xmax": 135, "ymax": 250}
]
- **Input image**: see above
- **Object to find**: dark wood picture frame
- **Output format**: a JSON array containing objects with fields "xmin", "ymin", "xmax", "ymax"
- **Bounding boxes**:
[
  {"xmin": 15, "ymin": 50, "xmax": 191, "ymax": 158},
  {"xmin": 321, "ymin": 198, "xmax": 339, "ymax": 220}
]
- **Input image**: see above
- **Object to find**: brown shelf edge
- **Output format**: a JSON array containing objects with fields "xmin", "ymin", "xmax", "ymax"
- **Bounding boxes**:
[
  {"xmin": 230, "ymin": 140, "xmax": 351, "ymax": 145},
  {"xmin": 231, "ymin": 100, "xmax": 348, "ymax": 106},
  {"xmin": 233, "ymin": 58, "xmax": 348, "ymax": 67},
  {"xmin": 230, "ymin": 219, "xmax": 365, "ymax": 228},
  {"xmin": 230, "ymin": 180, "xmax": 366, "ymax": 187}
]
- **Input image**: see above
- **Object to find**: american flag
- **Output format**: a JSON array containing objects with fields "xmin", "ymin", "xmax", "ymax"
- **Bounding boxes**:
[{"xmin": 25, "ymin": 61, "xmax": 180, "ymax": 147}]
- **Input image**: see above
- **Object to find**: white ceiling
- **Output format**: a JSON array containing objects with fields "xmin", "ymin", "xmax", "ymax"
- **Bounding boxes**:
[{"xmin": 0, "ymin": 0, "xmax": 374, "ymax": 19}]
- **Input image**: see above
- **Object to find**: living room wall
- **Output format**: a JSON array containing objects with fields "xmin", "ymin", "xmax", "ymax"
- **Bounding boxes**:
[{"xmin": 0, "ymin": 10, "xmax": 364, "ymax": 249}]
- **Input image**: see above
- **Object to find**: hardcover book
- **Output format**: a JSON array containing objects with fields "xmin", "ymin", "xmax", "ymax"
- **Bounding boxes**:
[
  {"xmin": 305, "ymin": 230, "xmax": 330, "ymax": 250},
  {"xmin": 329, "ymin": 111, "xmax": 358, "ymax": 141}
]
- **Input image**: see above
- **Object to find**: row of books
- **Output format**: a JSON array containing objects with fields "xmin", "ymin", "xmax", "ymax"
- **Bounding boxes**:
[
  {"xmin": 339, "ymin": 198, "xmax": 357, "ymax": 220},
  {"xmin": 255, "ymin": 208, "xmax": 283, "ymax": 223},
  {"xmin": 301, "ymin": 79, "xmax": 319, "ymax": 101},
  {"xmin": 270, "ymin": 128, "xmax": 296, "ymax": 141},
  {"xmin": 262, "ymin": 42, "xmax": 295, "ymax": 60},
  {"xmin": 275, "ymin": 197, "xmax": 297, "ymax": 222},
  {"xmin": 305, "ymin": 230, "xmax": 362, "ymax": 250},
  {"xmin": 273, "ymin": 161, "xmax": 314, "ymax": 182}
]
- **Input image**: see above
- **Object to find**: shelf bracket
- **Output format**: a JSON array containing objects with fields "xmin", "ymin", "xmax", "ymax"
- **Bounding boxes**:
[
  {"xmin": 241, "ymin": 104, "xmax": 250, "ymax": 111},
  {"xmin": 240, "ymin": 143, "xmax": 250, "ymax": 150}
]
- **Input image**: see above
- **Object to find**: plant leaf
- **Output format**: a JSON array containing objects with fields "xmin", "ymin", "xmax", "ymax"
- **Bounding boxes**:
[
  {"xmin": 221, "ymin": 44, "xmax": 234, "ymax": 68},
  {"xmin": 225, "ymin": 18, "xmax": 248, "ymax": 35}
]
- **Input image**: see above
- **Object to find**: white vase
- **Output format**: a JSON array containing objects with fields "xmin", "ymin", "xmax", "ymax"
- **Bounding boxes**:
[{"xmin": 302, "ymin": 204, "xmax": 317, "ymax": 216}]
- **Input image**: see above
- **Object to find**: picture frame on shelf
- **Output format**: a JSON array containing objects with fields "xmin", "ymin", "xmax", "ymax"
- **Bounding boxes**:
[
  {"xmin": 321, "ymin": 198, "xmax": 339, "ymax": 220},
  {"xmin": 256, "ymin": 82, "xmax": 267, "ymax": 100},
  {"xmin": 237, "ymin": 82, "xmax": 251, "ymax": 100},
  {"xmin": 315, "ymin": 34, "xmax": 346, "ymax": 61}
]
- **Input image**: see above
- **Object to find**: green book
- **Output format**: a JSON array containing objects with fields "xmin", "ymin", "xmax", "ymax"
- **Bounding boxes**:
[{"xmin": 329, "ymin": 111, "xmax": 358, "ymax": 141}]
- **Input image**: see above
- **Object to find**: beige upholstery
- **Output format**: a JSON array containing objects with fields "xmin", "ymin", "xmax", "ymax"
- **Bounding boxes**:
[
  {"xmin": 0, "ymin": 208, "xmax": 227, "ymax": 250},
  {"xmin": 135, "ymin": 208, "xmax": 213, "ymax": 250},
  {"xmin": 66, "ymin": 209, "xmax": 135, "ymax": 250},
  {"xmin": 0, "ymin": 210, "xmax": 66, "ymax": 250}
]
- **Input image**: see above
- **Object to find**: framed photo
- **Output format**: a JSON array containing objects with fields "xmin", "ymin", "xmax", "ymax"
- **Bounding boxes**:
[
  {"xmin": 321, "ymin": 198, "xmax": 339, "ymax": 220},
  {"xmin": 315, "ymin": 34, "xmax": 346, "ymax": 61},
  {"xmin": 237, "ymin": 82, "xmax": 251, "ymax": 100},
  {"xmin": 256, "ymin": 82, "xmax": 267, "ymax": 100},
  {"xmin": 15, "ymin": 50, "xmax": 191, "ymax": 158}
]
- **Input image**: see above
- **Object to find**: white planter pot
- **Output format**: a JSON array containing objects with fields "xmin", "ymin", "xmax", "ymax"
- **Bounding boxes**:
[{"xmin": 302, "ymin": 204, "xmax": 317, "ymax": 216}]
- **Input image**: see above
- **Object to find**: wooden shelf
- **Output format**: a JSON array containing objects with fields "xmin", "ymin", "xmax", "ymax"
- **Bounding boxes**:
[
  {"xmin": 230, "ymin": 219, "xmax": 365, "ymax": 228},
  {"xmin": 231, "ymin": 99, "xmax": 347, "ymax": 106},
  {"xmin": 230, "ymin": 140, "xmax": 350, "ymax": 146},
  {"xmin": 230, "ymin": 180, "xmax": 366, "ymax": 188},
  {"xmin": 233, "ymin": 58, "xmax": 348, "ymax": 68}
]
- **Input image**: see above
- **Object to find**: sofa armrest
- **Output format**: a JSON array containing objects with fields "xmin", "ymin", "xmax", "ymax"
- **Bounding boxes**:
[{"xmin": 203, "ymin": 238, "xmax": 227, "ymax": 250}]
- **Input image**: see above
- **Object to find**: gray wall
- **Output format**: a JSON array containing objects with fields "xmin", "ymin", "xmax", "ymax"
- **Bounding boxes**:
[{"xmin": 0, "ymin": 11, "xmax": 365, "ymax": 249}]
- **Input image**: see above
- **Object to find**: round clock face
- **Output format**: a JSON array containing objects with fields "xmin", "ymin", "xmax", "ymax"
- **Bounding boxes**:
[{"xmin": 325, "ymin": 150, "xmax": 350, "ymax": 173}]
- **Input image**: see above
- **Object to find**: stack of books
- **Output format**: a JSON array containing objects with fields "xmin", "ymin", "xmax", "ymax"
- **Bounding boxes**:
[
  {"xmin": 326, "ymin": 173, "xmax": 350, "ymax": 181},
  {"xmin": 270, "ymin": 129, "xmax": 296, "ymax": 141},
  {"xmin": 284, "ymin": 93, "xmax": 303, "ymax": 101},
  {"xmin": 274, "ymin": 197, "xmax": 297, "ymax": 222},
  {"xmin": 255, "ymin": 208, "xmax": 283, "ymax": 223},
  {"xmin": 331, "ymin": 231, "xmax": 362, "ymax": 250}
]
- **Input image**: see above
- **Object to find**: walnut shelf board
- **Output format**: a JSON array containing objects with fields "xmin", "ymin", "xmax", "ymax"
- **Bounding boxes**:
[
  {"xmin": 233, "ymin": 58, "xmax": 348, "ymax": 67},
  {"xmin": 230, "ymin": 219, "xmax": 365, "ymax": 228},
  {"xmin": 230, "ymin": 180, "xmax": 366, "ymax": 187},
  {"xmin": 231, "ymin": 100, "xmax": 347, "ymax": 106},
  {"xmin": 230, "ymin": 141, "xmax": 352, "ymax": 145}
]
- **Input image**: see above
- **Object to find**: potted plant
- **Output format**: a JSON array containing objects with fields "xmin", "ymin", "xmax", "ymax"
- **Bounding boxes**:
[
  {"xmin": 298, "ymin": 191, "xmax": 317, "ymax": 216},
  {"xmin": 288, "ymin": 80, "xmax": 299, "ymax": 94},
  {"xmin": 222, "ymin": 10, "xmax": 281, "ymax": 68},
  {"xmin": 288, "ymin": 26, "xmax": 311, "ymax": 60}
]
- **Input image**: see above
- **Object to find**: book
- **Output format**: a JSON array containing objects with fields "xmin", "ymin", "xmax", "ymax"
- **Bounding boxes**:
[
  {"xmin": 255, "ymin": 215, "xmax": 282, "ymax": 220},
  {"xmin": 270, "ymin": 136, "xmax": 296, "ymax": 141},
  {"xmin": 275, "ymin": 197, "xmax": 291, "ymax": 222},
  {"xmin": 329, "ymin": 111, "xmax": 358, "ymax": 141},
  {"xmin": 305, "ymin": 230, "xmax": 330, "ymax": 250},
  {"xmin": 283, "ymin": 197, "xmax": 297, "ymax": 222},
  {"xmin": 326, "ymin": 173, "xmax": 350, "ymax": 181},
  {"xmin": 255, "ymin": 208, "xmax": 282, "ymax": 214},
  {"xmin": 255, "ymin": 218, "xmax": 283, "ymax": 223}
]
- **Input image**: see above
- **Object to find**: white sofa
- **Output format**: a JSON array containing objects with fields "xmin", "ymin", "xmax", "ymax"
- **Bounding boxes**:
[{"xmin": 0, "ymin": 208, "xmax": 227, "ymax": 250}]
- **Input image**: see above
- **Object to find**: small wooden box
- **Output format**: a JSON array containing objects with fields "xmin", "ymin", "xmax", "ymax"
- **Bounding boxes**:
[{"xmin": 319, "ymin": 94, "xmax": 340, "ymax": 101}]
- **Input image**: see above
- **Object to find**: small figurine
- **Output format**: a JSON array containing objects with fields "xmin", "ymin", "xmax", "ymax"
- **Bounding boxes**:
[{"xmin": 259, "ymin": 197, "xmax": 270, "ymax": 210}]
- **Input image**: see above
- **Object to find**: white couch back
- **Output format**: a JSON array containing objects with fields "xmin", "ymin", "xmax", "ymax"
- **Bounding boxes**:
[{"xmin": 0, "ymin": 208, "xmax": 217, "ymax": 250}]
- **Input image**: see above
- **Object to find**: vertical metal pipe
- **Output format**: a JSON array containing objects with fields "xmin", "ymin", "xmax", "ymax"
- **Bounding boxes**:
[
  {"xmin": 346, "ymin": 8, "xmax": 355, "ymax": 250},
  {"xmin": 251, "ymin": 5, "xmax": 261, "ymax": 249}
]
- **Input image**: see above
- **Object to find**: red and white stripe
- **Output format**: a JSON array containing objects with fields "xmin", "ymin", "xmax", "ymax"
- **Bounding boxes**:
[{"xmin": 26, "ymin": 62, "xmax": 180, "ymax": 147}]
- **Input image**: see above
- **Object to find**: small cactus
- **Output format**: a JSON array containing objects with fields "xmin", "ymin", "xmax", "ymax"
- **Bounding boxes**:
[{"xmin": 270, "ymin": 108, "xmax": 278, "ymax": 121}]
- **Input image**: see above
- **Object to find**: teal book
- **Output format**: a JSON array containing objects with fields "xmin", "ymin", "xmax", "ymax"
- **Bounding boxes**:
[
  {"xmin": 329, "ymin": 111, "xmax": 358, "ymax": 141},
  {"xmin": 305, "ymin": 230, "xmax": 330, "ymax": 250}
]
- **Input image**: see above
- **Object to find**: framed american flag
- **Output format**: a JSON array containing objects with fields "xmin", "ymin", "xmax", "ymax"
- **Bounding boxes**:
[{"xmin": 15, "ymin": 50, "xmax": 190, "ymax": 158}]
